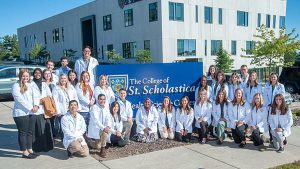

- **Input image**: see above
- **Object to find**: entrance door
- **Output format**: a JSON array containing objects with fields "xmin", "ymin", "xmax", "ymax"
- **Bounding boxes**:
[{"xmin": 81, "ymin": 15, "xmax": 98, "ymax": 58}]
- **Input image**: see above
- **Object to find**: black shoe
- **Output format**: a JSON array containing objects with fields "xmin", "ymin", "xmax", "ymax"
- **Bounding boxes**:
[
  {"xmin": 283, "ymin": 138, "xmax": 287, "ymax": 145},
  {"xmin": 30, "ymin": 152, "xmax": 40, "ymax": 157},
  {"xmin": 276, "ymin": 147, "xmax": 284, "ymax": 153},
  {"xmin": 22, "ymin": 154, "xmax": 36, "ymax": 159},
  {"xmin": 67, "ymin": 150, "xmax": 73, "ymax": 158},
  {"xmin": 239, "ymin": 142, "xmax": 246, "ymax": 148}
]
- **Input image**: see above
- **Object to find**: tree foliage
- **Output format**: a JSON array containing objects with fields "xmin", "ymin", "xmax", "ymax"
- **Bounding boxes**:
[
  {"xmin": 243, "ymin": 25, "xmax": 300, "ymax": 72},
  {"xmin": 136, "ymin": 50, "xmax": 152, "ymax": 63},
  {"xmin": 29, "ymin": 43, "xmax": 49, "ymax": 63},
  {"xmin": 105, "ymin": 49, "xmax": 124, "ymax": 64},
  {"xmin": 64, "ymin": 49, "xmax": 77, "ymax": 61},
  {"xmin": 0, "ymin": 34, "xmax": 20, "ymax": 60},
  {"xmin": 214, "ymin": 48, "xmax": 234, "ymax": 73}
]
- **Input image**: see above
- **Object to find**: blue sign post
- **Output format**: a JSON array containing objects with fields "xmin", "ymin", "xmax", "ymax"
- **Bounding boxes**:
[{"xmin": 96, "ymin": 62, "xmax": 203, "ymax": 117}]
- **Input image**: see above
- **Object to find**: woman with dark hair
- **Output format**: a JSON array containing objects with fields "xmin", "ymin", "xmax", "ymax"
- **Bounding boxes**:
[
  {"xmin": 68, "ymin": 69, "xmax": 78, "ymax": 87},
  {"xmin": 228, "ymin": 72, "xmax": 243, "ymax": 101},
  {"xmin": 175, "ymin": 96, "xmax": 194, "ymax": 142},
  {"xmin": 269, "ymin": 94, "xmax": 293, "ymax": 153},
  {"xmin": 108, "ymin": 101, "xmax": 126, "ymax": 146},
  {"xmin": 211, "ymin": 71, "xmax": 229, "ymax": 101},
  {"xmin": 264, "ymin": 73, "xmax": 285, "ymax": 107},
  {"xmin": 195, "ymin": 75, "xmax": 212, "ymax": 102},
  {"xmin": 207, "ymin": 65, "xmax": 218, "ymax": 86},
  {"xmin": 31, "ymin": 68, "xmax": 54, "ymax": 152},
  {"xmin": 244, "ymin": 71, "xmax": 262, "ymax": 104},
  {"xmin": 12, "ymin": 69, "xmax": 39, "ymax": 159},
  {"xmin": 228, "ymin": 89, "xmax": 250, "ymax": 148},
  {"xmin": 212, "ymin": 89, "xmax": 229, "ymax": 145},
  {"xmin": 194, "ymin": 89, "xmax": 212, "ymax": 144},
  {"xmin": 158, "ymin": 96, "xmax": 175, "ymax": 139}
]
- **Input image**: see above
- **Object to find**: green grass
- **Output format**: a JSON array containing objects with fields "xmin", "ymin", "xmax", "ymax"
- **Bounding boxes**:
[{"xmin": 271, "ymin": 161, "xmax": 300, "ymax": 169}]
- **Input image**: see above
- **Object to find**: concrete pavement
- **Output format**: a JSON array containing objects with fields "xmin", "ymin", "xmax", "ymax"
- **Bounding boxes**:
[{"xmin": 1, "ymin": 101, "xmax": 300, "ymax": 169}]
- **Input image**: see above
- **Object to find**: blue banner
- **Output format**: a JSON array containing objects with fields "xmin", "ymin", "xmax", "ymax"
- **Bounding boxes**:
[{"xmin": 96, "ymin": 62, "xmax": 203, "ymax": 117}]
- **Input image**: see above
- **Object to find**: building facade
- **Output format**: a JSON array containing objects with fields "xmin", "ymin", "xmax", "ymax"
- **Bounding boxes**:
[{"xmin": 18, "ymin": 0, "xmax": 286, "ymax": 71}]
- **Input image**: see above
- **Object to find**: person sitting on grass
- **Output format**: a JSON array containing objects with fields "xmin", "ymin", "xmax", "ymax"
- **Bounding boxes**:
[{"xmin": 61, "ymin": 100, "xmax": 89, "ymax": 158}]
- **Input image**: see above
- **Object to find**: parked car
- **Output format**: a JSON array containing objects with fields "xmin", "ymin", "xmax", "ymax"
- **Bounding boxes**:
[
  {"xmin": 279, "ymin": 65, "xmax": 300, "ymax": 94},
  {"xmin": 0, "ymin": 65, "xmax": 45, "ymax": 99}
]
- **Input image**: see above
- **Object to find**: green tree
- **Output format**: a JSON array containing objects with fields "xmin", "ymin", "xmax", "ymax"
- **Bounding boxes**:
[
  {"xmin": 214, "ymin": 48, "xmax": 234, "ymax": 73},
  {"xmin": 0, "ymin": 34, "xmax": 20, "ymax": 60},
  {"xmin": 64, "ymin": 49, "xmax": 77, "ymax": 61},
  {"xmin": 243, "ymin": 25, "xmax": 300, "ymax": 73},
  {"xmin": 105, "ymin": 49, "xmax": 124, "ymax": 64},
  {"xmin": 136, "ymin": 49, "xmax": 152, "ymax": 63},
  {"xmin": 29, "ymin": 43, "xmax": 48, "ymax": 63}
]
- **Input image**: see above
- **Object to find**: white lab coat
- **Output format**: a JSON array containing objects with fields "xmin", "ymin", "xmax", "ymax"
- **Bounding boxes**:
[
  {"xmin": 31, "ymin": 82, "xmax": 52, "ymax": 115},
  {"xmin": 11, "ymin": 82, "xmax": 38, "ymax": 117},
  {"xmin": 157, "ymin": 106, "xmax": 176, "ymax": 131},
  {"xmin": 117, "ymin": 99, "xmax": 133, "ymax": 121},
  {"xmin": 52, "ymin": 73, "xmax": 59, "ymax": 84},
  {"xmin": 228, "ymin": 83, "xmax": 244, "ymax": 101},
  {"xmin": 135, "ymin": 106, "xmax": 158, "ymax": 135},
  {"xmin": 268, "ymin": 109, "xmax": 293, "ymax": 137},
  {"xmin": 263, "ymin": 83, "xmax": 285, "ymax": 106},
  {"xmin": 87, "ymin": 103, "xmax": 110, "ymax": 139},
  {"xmin": 175, "ymin": 108, "xmax": 194, "ymax": 133},
  {"xmin": 195, "ymin": 86, "xmax": 212, "ymax": 102},
  {"xmin": 240, "ymin": 74, "xmax": 249, "ymax": 88},
  {"xmin": 61, "ymin": 112, "xmax": 87, "ymax": 149},
  {"xmin": 244, "ymin": 84, "xmax": 263, "ymax": 104},
  {"xmin": 74, "ymin": 57, "xmax": 99, "ymax": 87},
  {"xmin": 212, "ymin": 101, "xmax": 230, "ymax": 127},
  {"xmin": 228, "ymin": 102, "xmax": 251, "ymax": 129},
  {"xmin": 211, "ymin": 83, "xmax": 229, "ymax": 101},
  {"xmin": 248, "ymin": 106, "xmax": 269, "ymax": 133},
  {"xmin": 75, "ymin": 83, "xmax": 95, "ymax": 112},
  {"xmin": 194, "ymin": 101, "xmax": 212, "ymax": 128},
  {"xmin": 107, "ymin": 114, "xmax": 123, "ymax": 143},
  {"xmin": 52, "ymin": 85, "xmax": 80, "ymax": 115},
  {"xmin": 94, "ymin": 86, "xmax": 115, "ymax": 107}
]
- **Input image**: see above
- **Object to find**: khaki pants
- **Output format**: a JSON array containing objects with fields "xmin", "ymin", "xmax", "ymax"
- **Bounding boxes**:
[
  {"xmin": 68, "ymin": 139, "xmax": 89, "ymax": 157},
  {"xmin": 87, "ymin": 132, "xmax": 108, "ymax": 149},
  {"xmin": 159, "ymin": 130, "xmax": 174, "ymax": 139},
  {"xmin": 122, "ymin": 121, "xmax": 133, "ymax": 141}
]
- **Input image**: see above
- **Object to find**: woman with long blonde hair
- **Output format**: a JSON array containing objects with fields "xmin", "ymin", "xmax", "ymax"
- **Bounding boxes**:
[
  {"xmin": 158, "ymin": 96, "xmax": 175, "ymax": 139},
  {"xmin": 94, "ymin": 74, "xmax": 115, "ymax": 107}
]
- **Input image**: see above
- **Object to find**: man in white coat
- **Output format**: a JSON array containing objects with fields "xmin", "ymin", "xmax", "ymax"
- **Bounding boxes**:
[
  {"xmin": 75, "ymin": 46, "xmax": 99, "ymax": 87},
  {"xmin": 61, "ymin": 100, "xmax": 89, "ymax": 158}
]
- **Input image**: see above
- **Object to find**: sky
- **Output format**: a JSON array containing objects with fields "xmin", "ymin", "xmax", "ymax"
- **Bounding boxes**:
[{"xmin": 0, "ymin": 0, "xmax": 299, "ymax": 38}]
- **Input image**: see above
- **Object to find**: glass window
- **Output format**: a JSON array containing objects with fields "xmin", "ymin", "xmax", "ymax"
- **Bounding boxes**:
[
  {"xmin": 52, "ymin": 28, "xmax": 60, "ymax": 43},
  {"xmin": 231, "ymin": 40, "xmax": 237, "ymax": 55},
  {"xmin": 211, "ymin": 40, "xmax": 222, "ymax": 55},
  {"xmin": 273, "ymin": 15, "xmax": 276, "ymax": 28},
  {"xmin": 124, "ymin": 9, "xmax": 133, "ymax": 27},
  {"xmin": 219, "ymin": 8, "xmax": 223, "ymax": 25},
  {"xmin": 149, "ymin": 2, "xmax": 158, "ymax": 22},
  {"xmin": 257, "ymin": 13, "xmax": 261, "ymax": 27},
  {"xmin": 0, "ymin": 68, "xmax": 16, "ymax": 79},
  {"xmin": 103, "ymin": 14, "xmax": 112, "ymax": 30},
  {"xmin": 246, "ymin": 41, "xmax": 255, "ymax": 55},
  {"xmin": 237, "ymin": 11, "xmax": 248, "ymax": 26},
  {"xmin": 44, "ymin": 32, "xmax": 47, "ymax": 45},
  {"xmin": 195, "ymin": 5, "xmax": 198, "ymax": 23},
  {"xmin": 169, "ymin": 2, "xmax": 184, "ymax": 21},
  {"xmin": 144, "ymin": 40, "xmax": 150, "ymax": 50},
  {"xmin": 177, "ymin": 39, "xmax": 196, "ymax": 56},
  {"xmin": 24, "ymin": 36, "xmax": 28, "ymax": 48},
  {"xmin": 169, "ymin": 2, "xmax": 174, "ymax": 20},
  {"xmin": 205, "ymin": 7, "xmax": 213, "ymax": 24},
  {"xmin": 279, "ymin": 16, "xmax": 285, "ymax": 29},
  {"xmin": 266, "ymin": 14, "xmax": 271, "ymax": 28},
  {"xmin": 205, "ymin": 40, "xmax": 207, "ymax": 56},
  {"xmin": 107, "ymin": 44, "xmax": 113, "ymax": 51},
  {"xmin": 122, "ymin": 42, "xmax": 136, "ymax": 58}
]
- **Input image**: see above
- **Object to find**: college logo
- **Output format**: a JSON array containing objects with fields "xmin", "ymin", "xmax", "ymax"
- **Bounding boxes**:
[
  {"xmin": 118, "ymin": 0, "xmax": 125, "ymax": 9},
  {"xmin": 108, "ymin": 74, "xmax": 128, "ymax": 95}
]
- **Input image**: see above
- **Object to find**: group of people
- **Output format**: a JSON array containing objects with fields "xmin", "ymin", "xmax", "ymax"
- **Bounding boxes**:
[{"xmin": 11, "ymin": 46, "xmax": 293, "ymax": 160}]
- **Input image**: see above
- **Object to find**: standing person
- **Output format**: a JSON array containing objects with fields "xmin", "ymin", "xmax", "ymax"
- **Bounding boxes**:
[
  {"xmin": 228, "ymin": 89, "xmax": 250, "ymax": 148},
  {"xmin": 269, "ymin": 94, "xmax": 293, "ymax": 153},
  {"xmin": 195, "ymin": 75, "xmax": 212, "ymax": 102},
  {"xmin": 117, "ymin": 88, "xmax": 133, "ymax": 142},
  {"xmin": 194, "ymin": 89, "xmax": 212, "ymax": 144},
  {"xmin": 61, "ymin": 100, "xmax": 89, "ymax": 158},
  {"xmin": 264, "ymin": 73, "xmax": 285, "ymax": 107},
  {"xmin": 211, "ymin": 71, "xmax": 229, "ymax": 101},
  {"xmin": 212, "ymin": 89, "xmax": 229, "ymax": 145},
  {"xmin": 134, "ymin": 98, "xmax": 159, "ymax": 143},
  {"xmin": 68, "ymin": 69, "xmax": 79, "ymax": 87},
  {"xmin": 94, "ymin": 75, "xmax": 115, "ymax": 107},
  {"xmin": 240, "ymin": 65, "xmax": 249, "ymax": 88},
  {"xmin": 158, "ymin": 96, "xmax": 175, "ymax": 140},
  {"xmin": 244, "ymin": 71, "xmax": 263, "ymax": 104},
  {"xmin": 207, "ymin": 65, "xmax": 218, "ymax": 86},
  {"xmin": 12, "ymin": 69, "xmax": 39, "ymax": 159},
  {"xmin": 249, "ymin": 93, "xmax": 268, "ymax": 151},
  {"xmin": 55, "ymin": 56, "xmax": 71, "ymax": 76},
  {"xmin": 87, "ymin": 94, "xmax": 111, "ymax": 158},
  {"xmin": 175, "ymin": 96, "xmax": 194, "ymax": 142},
  {"xmin": 228, "ymin": 72, "xmax": 243, "ymax": 101},
  {"xmin": 75, "ymin": 46, "xmax": 99, "ymax": 87},
  {"xmin": 31, "ymin": 68, "xmax": 54, "ymax": 152},
  {"xmin": 76, "ymin": 71, "xmax": 95, "ymax": 127},
  {"xmin": 45, "ymin": 60, "xmax": 59, "ymax": 84},
  {"xmin": 43, "ymin": 69, "xmax": 56, "ymax": 92}
]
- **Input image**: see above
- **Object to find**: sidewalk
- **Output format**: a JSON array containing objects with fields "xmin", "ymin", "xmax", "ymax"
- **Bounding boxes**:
[{"xmin": 1, "ymin": 101, "xmax": 300, "ymax": 169}]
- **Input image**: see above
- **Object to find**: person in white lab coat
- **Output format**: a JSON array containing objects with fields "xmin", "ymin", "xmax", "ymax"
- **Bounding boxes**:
[
  {"xmin": 94, "ymin": 75, "xmax": 116, "ymax": 107},
  {"xmin": 68, "ymin": 69, "xmax": 79, "ymax": 87},
  {"xmin": 228, "ymin": 72, "xmax": 243, "ymax": 101},
  {"xmin": 248, "ymin": 93, "xmax": 268, "ymax": 151},
  {"xmin": 244, "ymin": 71, "xmax": 263, "ymax": 104},
  {"xmin": 194, "ymin": 89, "xmax": 212, "ymax": 144},
  {"xmin": 211, "ymin": 71, "xmax": 229, "ymax": 101},
  {"xmin": 228, "ymin": 89, "xmax": 250, "ymax": 148},
  {"xmin": 74, "ymin": 46, "xmax": 99, "ymax": 87},
  {"xmin": 61, "ymin": 100, "xmax": 89, "ymax": 158},
  {"xmin": 43, "ymin": 69, "xmax": 56, "ymax": 92},
  {"xmin": 264, "ymin": 73, "xmax": 285, "ymax": 107},
  {"xmin": 76, "ymin": 71, "xmax": 95, "ymax": 127},
  {"xmin": 240, "ymin": 65, "xmax": 249, "ymax": 88},
  {"xmin": 175, "ymin": 96, "xmax": 194, "ymax": 142},
  {"xmin": 12, "ymin": 69, "xmax": 39, "ymax": 159},
  {"xmin": 86, "ymin": 94, "xmax": 110, "ymax": 158},
  {"xmin": 158, "ymin": 96, "xmax": 175, "ymax": 140},
  {"xmin": 108, "ymin": 101, "xmax": 126, "ymax": 147},
  {"xmin": 206, "ymin": 65, "xmax": 218, "ymax": 87},
  {"xmin": 269, "ymin": 94, "xmax": 293, "ymax": 153},
  {"xmin": 45, "ymin": 60, "xmax": 59, "ymax": 84},
  {"xmin": 212, "ymin": 89, "xmax": 229, "ymax": 145},
  {"xmin": 134, "ymin": 98, "xmax": 159, "ymax": 143},
  {"xmin": 117, "ymin": 88, "xmax": 133, "ymax": 141},
  {"xmin": 194, "ymin": 75, "xmax": 212, "ymax": 102}
]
